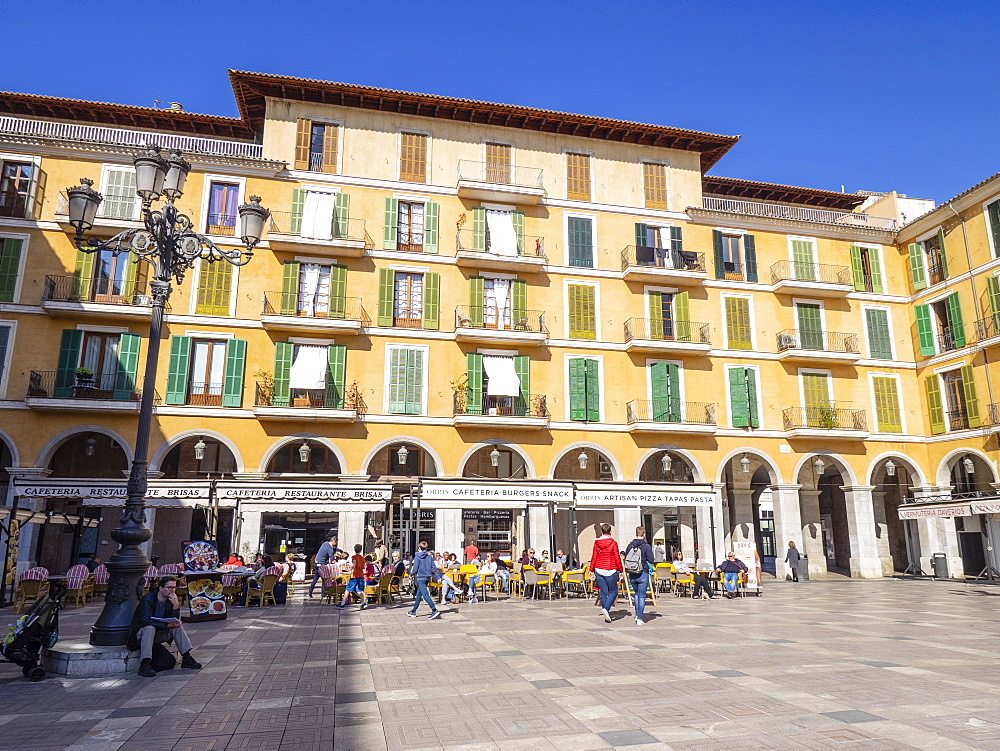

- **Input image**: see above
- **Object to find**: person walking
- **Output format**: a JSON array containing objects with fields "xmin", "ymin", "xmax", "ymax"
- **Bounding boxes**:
[
  {"xmin": 623, "ymin": 527, "xmax": 655, "ymax": 625},
  {"xmin": 784, "ymin": 541, "xmax": 801, "ymax": 582},
  {"xmin": 373, "ymin": 540, "xmax": 389, "ymax": 567},
  {"xmin": 591, "ymin": 523, "xmax": 622, "ymax": 623},
  {"xmin": 408, "ymin": 541, "xmax": 441, "ymax": 619},
  {"xmin": 309, "ymin": 533, "xmax": 340, "ymax": 598},
  {"xmin": 339, "ymin": 545, "xmax": 367, "ymax": 609}
]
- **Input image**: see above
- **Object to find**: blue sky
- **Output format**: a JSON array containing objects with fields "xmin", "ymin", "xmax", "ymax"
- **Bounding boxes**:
[{"xmin": 4, "ymin": 1, "xmax": 994, "ymax": 204}]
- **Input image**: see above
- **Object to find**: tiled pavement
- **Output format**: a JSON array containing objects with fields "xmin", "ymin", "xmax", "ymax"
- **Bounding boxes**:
[{"xmin": 2, "ymin": 579, "xmax": 1000, "ymax": 749}]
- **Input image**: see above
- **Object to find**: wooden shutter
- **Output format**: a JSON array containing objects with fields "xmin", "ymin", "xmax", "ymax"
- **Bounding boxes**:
[
  {"xmin": 424, "ymin": 202, "xmax": 440, "ymax": 253},
  {"xmin": 322, "ymin": 123, "xmax": 338, "ymax": 173},
  {"xmin": 647, "ymin": 290, "xmax": 663, "ymax": 339},
  {"xmin": 568, "ymin": 284, "xmax": 596, "ymax": 339},
  {"xmin": 643, "ymin": 162, "xmax": 667, "ymax": 209},
  {"xmin": 512, "ymin": 279, "xmax": 527, "ymax": 324},
  {"xmin": 725, "ymin": 297, "xmax": 751, "ymax": 349},
  {"xmin": 280, "ymin": 261, "xmax": 300, "ymax": 315},
  {"xmin": 329, "ymin": 264, "xmax": 347, "ymax": 319},
  {"xmin": 29, "ymin": 167, "xmax": 45, "ymax": 221},
  {"xmin": 422, "ymin": 272, "xmax": 440, "ymax": 330},
  {"xmin": 289, "ymin": 188, "xmax": 305, "ymax": 235},
  {"xmin": 466, "ymin": 352, "xmax": 483, "ymax": 415},
  {"xmin": 53, "ymin": 329, "xmax": 83, "ymax": 397},
  {"xmin": 382, "ymin": 197, "xmax": 399, "ymax": 250},
  {"xmin": 796, "ymin": 303, "xmax": 823, "ymax": 349},
  {"xmin": 908, "ymin": 243, "xmax": 927, "ymax": 290},
  {"xmin": 960, "ymin": 364, "xmax": 981, "ymax": 428},
  {"xmin": 745, "ymin": 367, "xmax": 759, "ymax": 427},
  {"xmin": 987, "ymin": 276, "xmax": 1000, "ymax": 333},
  {"xmin": 635, "ymin": 222, "xmax": 647, "ymax": 249},
  {"xmin": 113, "ymin": 333, "xmax": 141, "ymax": 401},
  {"xmin": 471, "ymin": 206, "xmax": 486, "ymax": 251},
  {"xmin": 294, "ymin": 119, "xmax": 310, "ymax": 170},
  {"xmin": 71, "ymin": 247, "xmax": 94, "ymax": 301},
  {"xmin": 584, "ymin": 358, "xmax": 600, "ymax": 421},
  {"xmin": 868, "ymin": 248, "xmax": 884, "ymax": 294},
  {"xmin": 925, "ymin": 375, "xmax": 945, "ymax": 434},
  {"xmin": 221, "ymin": 339, "xmax": 246, "ymax": 407},
  {"xmin": 914, "ymin": 304, "xmax": 935, "ymax": 356},
  {"xmin": 865, "ymin": 308, "xmax": 892, "ymax": 359},
  {"xmin": 512, "ymin": 210, "xmax": 524, "ymax": 254},
  {"xmin": 404, "ymin": 348, "xmax": 423, "ymax": 414},
  {"xmin": 388, "ymin": 348, "xmax": 406, "ymax": 413},
  {"xmin": 123, "ymin": 252, "xmax": 139, "ymax": 294},
  {"xmin": 195, "ymin": 260, "xmax": 232, "ymax": 316},
  {"xmin": 670, "ymin": 226, "xmax": 683, "ymax": 266},
  {"xmin": 743, "ymin": 234, "xmax": 758, "ymax": 282},
  {"xmin": 272, "ymin": 342, "xmax": 293, "ymax": 407},
  {"xmin": 872, "ymin": 376, "xmax": 902, "ymax": 433},
  {"xmin": 712, "ymin": 230, "xmax": 725, "ymax": 279},
  {"xmin": 729, "ymin": 367, "xmax": 758, "ymax": 428},
  {"xmin": 566, "ymin": 152, "xmax": 590, "ymax": 201},
  {"xmin": 164, "ymin": 335, "xmax": 192, "ymax": 405},
  {"xmin": 567, "ymin": 216, "xmax": 593, "ymax": 267},
  {"xmin": 849, "ymin": 245, "xmax": 865, "ymax": 291},
  {"xmin": 937, "ymin": 228, "xmax": 949, "ymax": 279},
  {"xmin": 792, "ymin": 240, "xmax": 816, "ymax": 281},
  {"xmin": 399, "ymin": 132, "xmax": 427, "ymax": 183},
  {"xmin": 377, "ymin": 268, "xmax": 395, "ymax": 327},
  {"xmin": 514, "ymin": 355, "xmax": 529, "ymax": 415},
  {"xmin": 947, "ymin": 292, "xmax": 966, "ymax": 348},
  {"xmin": 333, "ymin": 192, "xmax": 349, "ymax": 238},
  {"xmin": 568, "ymin": 358, "xmax": 587, "ymax": 420},
  {"xmin": 326, "ymin": 345, "xmax": 346, "ymax": 408},
  {"xmin": 651, "ymin": 361, "xmax": 680, "ymax": 422},
  {"xmin": 988, "ymin": 200, "xmax": 1000, "ymax": 257},
  {"xmin": 674, "ymin": 291, "xmax": 690, "ymax": 341},
  {"xmin": 802, "ymin": 373, "xmax": 829, "ymax": 426},
  {"xmin": 469, "ymin": 276, "xmax": 484, "ymax": 327}
]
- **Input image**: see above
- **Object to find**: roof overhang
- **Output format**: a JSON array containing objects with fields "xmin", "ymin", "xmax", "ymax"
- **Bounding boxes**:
[{"xmin": 703, "ymin": 175, "xmax": 866, "ymax": 210}]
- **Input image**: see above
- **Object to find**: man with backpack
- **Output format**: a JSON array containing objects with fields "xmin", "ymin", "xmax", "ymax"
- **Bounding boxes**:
[{"xmin": 623, "ymin": 527, "xmax": 655, "ymax": 626}]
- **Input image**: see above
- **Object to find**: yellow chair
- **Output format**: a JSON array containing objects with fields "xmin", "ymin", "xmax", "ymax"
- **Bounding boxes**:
[
  {"xmin": 562, "ymin": 563, "xmax": 590, "ymax": 598},
  {"xmin": 322, "ymin": 575, "xmax": 346, "ymax": 604},
  {"xmin": 14, "ymin": 579, "xmax": 49, "ymax": 614},
  {"xmin": 247, "ymin": 574, "xmax": 279, "ymax": 606},
  {"xmin": 62, "ymin": 577, "xmax": 91, "ymax": 608},
  {"xmin": 673, "ymin": 569, "xmax": 695, "ymax": 597},
  {"xmin": 654, "ymin": 563, "xmax": 673, "ymax": 594}
]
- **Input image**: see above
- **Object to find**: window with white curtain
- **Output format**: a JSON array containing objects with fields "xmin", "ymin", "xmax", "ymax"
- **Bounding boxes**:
[{"xmin": 297, "ymin": 263, "xmax": 331, "ymax": 316}]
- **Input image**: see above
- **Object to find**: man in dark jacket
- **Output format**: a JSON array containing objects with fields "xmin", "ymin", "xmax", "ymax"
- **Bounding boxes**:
[
  {"xmin": 407, "ymin": 541, "xmax": 441, "ymax": 619},
  {"xmin": 129, "ymin": 576, "xmax": 202, "ymax": 677},
  {"xmin": 716, "ymin": 552, "xmax": 749, "ymax": 597},
  {"xmin": 309, "ymin": 533, "xmax": 342, "ymax": 598},
  {"xmin": 623, "ymin": 527, "xmax": 655, "ymax": 626}
]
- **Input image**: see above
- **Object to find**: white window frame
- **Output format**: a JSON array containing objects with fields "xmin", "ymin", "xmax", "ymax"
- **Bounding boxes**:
[
  {"xmin": 868, "ymin": 372, "xmax": 906, "ymax": 434},
  {"xmin": 188, "ymin": 256, "xmax": 240, "ymax": 317},
  {"xmin": 563, "ymin": 211, "xmax": 597, "ymax": 268},
  {"xmin": 199, "ymin": 173, "xmax": 246, "ymax": 238},
  {"xmin": 564, "ymin": 150, "xmax": 594, "ymax": 202},
  {"xmin": 383, "ymin": 343, "xmax": 429, "ymax": 415},
  {"xmin": 301, "ymin": 118, "xmax": 344, "ymax": 175},
  {"xmin": 723, "ymin": 362, "xmax": 763, "ymax": 429},
  {"xmin": 563, "ymin": 352, "xmax": 604, "ymax": 423},
  {"xmin": 720, "ymin": 293, "xmax": 756, "ymax": 350},
  {"xmin": 563, "ymin": 279, "xmax": 601, "ymax": 341},
  {"xmin": 982, "ymin": 196, "xmax": 1000, "ymax": 258},
  {"xmin": 923, "ymin": 289, "xmax": 960, "ymax": 354},
  {"xmin": 639, "ymin": 159, "xmax": 671, "ymax": 212},
  {"xmin": 397, "ymin": 130, "xmax": 432, "ymax": 184},
  {"xmin": 0, "ymin": 319, "xmax": 15, "ymax": 400},
  {"xmin": 0, "ymin": 153, "xmax": 42, "ymax": 221},
  {"xmin": 644, "ymin": 358, "xmax": 684, "ymax": 403},
  {"xmin": 787, "ymin": 235, "xmax": 819, "ymax": 279},
  {"xmin": 860, "ymin": 304, "xmax": 894, "ymax": 360},
  {"xmin": 97, "ymin": 163, "xmax": 141, "ymax": 221},
  {"xmin": 797, "ymin": 367, "xmax": 834, "ymax": 412},
  {"xmin": 916, "ymin": 226, "xmax": 947, "ymax": 284},
  {"xmin": 0, "ymin": 231, "xmax": 29, "ymax": 304}
]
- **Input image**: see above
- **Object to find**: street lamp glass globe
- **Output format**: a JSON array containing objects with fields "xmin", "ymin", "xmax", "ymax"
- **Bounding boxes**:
[
  {"xmin": 66, "ymin": 178, "xmax": 102, "ymax": 231},
  {"xmin": 813, "ymin": 457, "xmax": 826, "ymax": 474},
  {"xmin": 739, "ymin": 454, "xmax": 751, "ymax": 474},
  {"xmin": 963, "ymin": 456, "xmax": 975, "ymax": 475},
  {"xmin": 84, "ymin": 435, "xmax": 97, "ymax": 457},
  {"xmin": 661, "ymin": 453, "xmax": 672, "ymax": 474},
  {"xmin": 885, "ymin": 459, "xmax": 896, "ymax": 477},
  {"xmin": 162, "ymin": 150, "xmax": 191, "ymax": 198},
  {"xmin": 489, "ymin": 446, "xmax": 501, "ymax": 467},
  {"xmin": 133, "ymin": 146, "xmax": 167, "ymax": 199},
  {"xmin": 397, "ymin": 445, "xmax": 409, "ymax": 466},
  {"xmin": 193, "ymin": 438, "xmax": 207, "ymax": 461},
  {"xmin": 298, "ymin": 441, "xmax": 311, "ymax": 464},
  {"xmin": 578, "ymin": 451, "xmax": 588, "ymax": 470},
  {"xmin": 238, "ymin": 195, "xmax": 270, "ymax": 246}
]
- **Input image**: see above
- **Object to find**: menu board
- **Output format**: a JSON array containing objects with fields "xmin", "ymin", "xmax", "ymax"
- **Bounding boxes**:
[
  {"xmin": 184, "ymin": 571, "xmax": 227, "ymax": 622},
  {"xmin": 182, "ymin": 540, "xmax": 219, "ymax": 572},
  {"xmin": 4, "ymin": 520, "xmax": 19, "ymax": 587}
]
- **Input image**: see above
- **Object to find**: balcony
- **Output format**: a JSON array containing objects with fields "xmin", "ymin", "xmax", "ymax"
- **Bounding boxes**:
[
  {"xmin": 623, "ymin": 318, "xmax": 711, "ymax": 355},
  {"xmin": 252, "ymin": 382, "xmax": 363, "ymax": 422},
  {"xmin": 266, "ymin": 211, "xmax": 368, "ymax": 256},
  {"xmin": 453, "ymin": 393, "xmax": 549, "ymax": 429},
  {"xmin": 770, "ymin": 260, "xmax": 853, "ymax": 297},
  {"xmin": 260, "ymin": 292, "xmax": 368, "ymax": 335},
  {"xmin": 782, "ymin": 406, "xmax": 868, "ymax": 440},
  {"xmin": 454, "ymin": 305, "xmax": 547, "ymax": 346},
  {"xmin": 697, "ymin": 196, "xmax": 897, "ymax": 231},
  {"xmin": 41, "ymin": 276, "xmax": 163, "ymax": 321},
  {"xmin": 25, "ymin": 370, "xmax": 151, "ymax": 413},
  {"xmin": 455, "ymin": 230, "xmax": 546, "ymax": 273},
  {"xmin": 776, "ymin": 329, "xmax": 861, "ymax": 363},
  {"xmin": 936, "ymin": 329, "xmax": 962, "ymax": 354},
  {"xmin": 626, "ymin": 400, "xmax": 717, "ymax": 434},
  {"xmin": 976, "ymin": 318, "xmax": 1000, "ymax": 348},
  {"xmin": 0, "ymin": 188, "xmax": 43, "ymax": 222},
  {"xmin": 620, "ymin": 246, "xmax": 707, "ymax": 284},
  {"xmin": 456, "ymin": 160, "xmax": 545, "ymax": 204}
]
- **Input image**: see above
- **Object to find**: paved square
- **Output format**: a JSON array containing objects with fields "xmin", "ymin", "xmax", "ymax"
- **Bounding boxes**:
[{"xmin": 3, "ymin": 578, "xmax": 1000, "ymax": 749}]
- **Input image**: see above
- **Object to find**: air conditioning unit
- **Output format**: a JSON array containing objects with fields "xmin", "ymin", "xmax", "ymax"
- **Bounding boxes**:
[
  {"xmin": 132, "ymin": 294, "xmax": 151, "ymax": 306},
  {"xmin": 488, "ymin": 407, "xmax": 498, "ymax": 416}
]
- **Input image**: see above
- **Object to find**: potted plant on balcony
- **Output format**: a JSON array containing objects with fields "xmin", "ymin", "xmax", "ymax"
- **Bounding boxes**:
[
  {"xmin": 73, "ymin": 367, "xmax": 98, "ymax": 398},
  {"xmin": 818, "ymin": 404, "xmax": 839, "ymax": 430}
]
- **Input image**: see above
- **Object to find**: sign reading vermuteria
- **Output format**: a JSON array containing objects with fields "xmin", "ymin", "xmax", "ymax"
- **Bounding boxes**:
[{"xmin": 897, "ymin": 504, "xmax": 971, "ymax": 519}]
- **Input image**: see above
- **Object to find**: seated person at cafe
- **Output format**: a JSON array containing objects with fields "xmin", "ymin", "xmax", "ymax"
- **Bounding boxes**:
[
  {"xmin": 519, "ymin": 548, "xmax": 540, "ymax": 568},
  {"xmin": 436, "ymin": 556, "xmax": 463, "ymax": 604},
  {"xmin": 236, "ymin": 554, "xmax": 273, "ymax": 606},
  {"xmin": 494, "ymin": 557, "xmax": 511, "ymax": 593},
  {"xmin": 672, "ymin": 551, "xmax": 716, "ymax": 599},
  {"xmin": 715, "ymin": 552, "xmax": 748, "ymax": 597},
  {"xmin": 364, "ymin": 554, "xmax": 380, "ymax": 586},
  {"xmin": 383, "ymin": 550, "xmax": 405, "ymax": 578},
  {"xmin": 129, "ymin": 575, "xmax": 202, "ymax": 677},
  {"xmin": 85, "ymin": 553, "xmax": 101, "ymax": 573},
  {"xmin": 466, "ymin": 553, "xmax": 498, "ymax": 603},
  {"xmin": 554, "ymin": 549, "xmax": 568, "ymax": 566}
]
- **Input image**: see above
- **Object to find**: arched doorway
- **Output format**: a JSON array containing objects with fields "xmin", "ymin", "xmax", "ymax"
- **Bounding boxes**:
[
  {"xmin": 366, "ymin": 442, "xmax": 438, "ymax": 478},
  {"xmin": 160, "ymin": 436, "xmax": 237, "ymax": 479},
  {"xmin": 553, "ymin": 447, "xmax": 615, "ymax": 482},
  {"xmin": 949, "ymin": 453, "xmax": 996, "ymax": 576},
  {"xmin": 721, "ymin": 453, "xmax": 777, "ymax": 572},
  {"xmin": 265, "ymin": 440, "xmax": 342, "ymax": 475},
  {"xmin": 871, "ymin": 457, "xmax": 917, "ymax": 575},
  {"xmin": 638, "ymin": 450, "xmax": 695, "ymax": 483},
  {"xmin": 462, "ymin": 445, "xmax": 528, "ymax": 479},
  {"xmin": 796, "ymin": 455, "xmax": 851, "ymax": 575},
  {"xmin": 639, "ymin": 450, "xmax": 698, "ymax": 561},
  {"xmin": 49, "ymin": 432, "xmax": 128, "ymax": 479}
]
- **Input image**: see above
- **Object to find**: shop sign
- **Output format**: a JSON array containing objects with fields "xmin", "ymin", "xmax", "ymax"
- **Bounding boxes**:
[
  {"xmin": 462, "ymin": 509, "xmax": 513, "ymax": 521},
  {"xmin": 215, "ymin": 483, "xmax": 392, "ymax": 501},
  {"xmin": 420, "ymin": 482, "xmax": 572, "ymax": 502},
  {"xmin": 898, "ymin": 505, "xmax": 971, "ymax": 519},
  {"xmin": 576, "ymin": 484, "xmax": 715, "ymax": 507},
  {"xmin": 14, "ymin": 481, "xmax": 212, "ymax": 501},
  {"xmin": 971, "ymin": 501, "xmax": 1000, "ymax": 515}
]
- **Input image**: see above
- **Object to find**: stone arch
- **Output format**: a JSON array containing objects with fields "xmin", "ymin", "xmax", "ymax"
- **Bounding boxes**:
[
  {"xmin": 548, "ymin": 442, "xmax": 622, "ymax": 481},
  {"xmin": 149, "ymin": 430, "xmax": 244, "ymax": 474},
  {"xmin": 865, "ymin": 452, "xmax": 926, "ymax": 488},
  {"xmin": 714, "ymin": 448, "xmax": 782, "ymax": 485},
  {"xmin": 35, "ymin": 425, "xmax": 134, "ymax": 469},
  {"xmin": 0, "ymin": 428, "xmax": 19, "ymax": 469},
  {"xmin": 633, "ymin": 445, "xmax": 704, "ymax": 483},
  {"xmin": 457, "ymin": 440, "xmax": 536, "ymax": 479},
  {"xmin": 935, "ymin": 447, "xmax": 999, "ymax": 488},
  {"xmin": 792, "ymin": 451, "xmax": 858, "ymax": 489},
  {"xmin": 258, "ymin": 435, "xmax": 347, "ymax": 475},
  {"xmin": 361, "ymin": 436, "xmax": 443, "ymax": 477}
]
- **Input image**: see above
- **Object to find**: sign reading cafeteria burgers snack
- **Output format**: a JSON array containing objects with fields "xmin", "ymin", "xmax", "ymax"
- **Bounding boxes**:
[{"xmin": 181, "ymin": 541, "xmax": 227, "ymax": 622}]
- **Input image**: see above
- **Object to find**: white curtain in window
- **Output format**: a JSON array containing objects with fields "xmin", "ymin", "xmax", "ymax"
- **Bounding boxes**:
[
  {"xmin": 484, "ymin": 278, "xmax": 512, "ymax": 329},
  {"xmin": 483, "ymin": 355, "xmax": 520, "ymax": 396},
  {"xmin": 289, "ymin": 345, "xmax": 328, "ymax": 390},
  {"xmin": 298, "ymin": 263, "xmax": 322, "ymax": 316},
  {"xmin": 486, "ymin": 210, "xmax": 518, "ymax": 257},
  {"xmin": 300, "ymin": 190, "xmax": 337, "ymax": 240}
]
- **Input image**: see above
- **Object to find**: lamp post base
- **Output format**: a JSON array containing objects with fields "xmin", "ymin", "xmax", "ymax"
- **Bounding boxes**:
[{"xmin": 89, "ymin": 524, "xmax": 151, "ymax": 646}]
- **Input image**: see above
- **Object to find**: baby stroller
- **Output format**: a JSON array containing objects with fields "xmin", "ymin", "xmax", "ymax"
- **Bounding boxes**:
[{"xmin": 2, "ymin": 586, "xmax": 61, "ymax": 681}]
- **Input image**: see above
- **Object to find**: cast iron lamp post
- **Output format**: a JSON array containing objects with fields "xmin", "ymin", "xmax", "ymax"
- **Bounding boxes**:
[{"xmin": 66, "ymin": 146, "xmax": 268, "ymax": 646}]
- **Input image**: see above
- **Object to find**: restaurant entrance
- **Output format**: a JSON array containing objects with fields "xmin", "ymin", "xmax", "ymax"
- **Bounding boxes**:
[
  {"xmin": 261, "ymin": 512, "xmax": 338, "ymax": 567},
  {"xmin": 463, "ymin": 509, "xmax": 514, "ymax": 556},
  {"xmin": 389, "ymin": 508, "xmax": 436, "ymax": 551}
]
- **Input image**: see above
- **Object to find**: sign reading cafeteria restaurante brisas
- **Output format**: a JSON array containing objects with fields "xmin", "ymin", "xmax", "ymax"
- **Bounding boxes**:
[{"xmin": 13, "ymin": 480, "xmax": 392, "ymax": 504}]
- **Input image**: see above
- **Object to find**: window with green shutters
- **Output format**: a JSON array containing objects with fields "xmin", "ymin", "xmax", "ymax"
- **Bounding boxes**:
[
  {"xmin": 724, "ymin": 296, "xmax": 752, "ymax": 349},
  {"xmin": 567, "ymin": 216, "xmax": 593, "ymax": 267},
  {"xmin": 650, "ymin": 361, "xmax": 681, "ymax": 422},
  {"xmin": 53, "ymin": 329, "xmax": 83, "ymax": 398},
  {"xmin": 940, "ymin": 365, "xmax": 980, "ymax": 430},
  {"xmin": 871, "ymin": 376, "xmax": 902, "ymax": 433},
  {"xmin": 568, "ymin": 357, "xmax": 600, "ymax": 421},
  {"xmin": 985, "ymin": 276, "xmax": 1000, "ymax": 338},
  {"xmin": 850, "ymin": 245, "xmax": 884, "ymax": 293},
  {"xmin": 796, "ymin": 303, "xmax": 823, "ymax": 349},
  {"xmin": 164, "ymin": 335, "xmax": 245, "ymax": 407},
  {"xmin": 914, "ymin": 303, "xmax": 935, "ymax": 356},
  {"xmin": 727, "ymin": 366, "xmax": 759, "ymax": 428},
  {"xmin": 567, "ymin": 283, "xmax": 597, "ymax": 339},
  {"xmin": 0, "ymin": 237, "xmax": 23, "ymax": 303},
  {"xmin": 865, "ymin": 308, "xmax": 893, "ymax": 359},
  {"xmin": 376, "ymin": 269, "xmax": 439, "ymax": 329},
  {"xmin": 195, "ymin": 259, "xmax": 233, "ymax": 316},
  {"xmin": 287, "ymin": 188, "xmax": 350, "ymax": 237},
  {"xmin": 791, "ymin": 239, "xmax": 816, "ymax": 281},
  {"xmin": 270, "ymin": 342, "xmax": 346, "ymax": 408},
  {"xmin": 988, "ymin": 199, "xmax": 1000, "ymax": 258},
  {"xmin": 112, "ymin": 333, "xmax": 141, "ymax": 401},
  {"xmin": 387, "ymin": 346, "xmax": 425, "ymax": 414}
]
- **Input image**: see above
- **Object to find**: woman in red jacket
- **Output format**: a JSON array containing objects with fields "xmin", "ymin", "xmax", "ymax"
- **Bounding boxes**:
[{"xmin": 590, "ymin": 523, "xmax": 623, "ymax": 622}]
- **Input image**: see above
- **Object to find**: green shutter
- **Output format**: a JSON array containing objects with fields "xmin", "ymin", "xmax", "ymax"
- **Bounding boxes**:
[
  {"xmin": 280, "ymin": 261, "xmax": 300, "ymax": 315},
  {"xmin": 72, "ymin": 248, "xmax": 94, "ymax": 301},
  {"xmin": 326, "ymin": 344, "xmax": 346, "ymax": 408},
  {"xmin": 647, "ymin": 290, "xmax": 663, "ymax": 339},
  {"xmin": 382, "ymin": 197, "xmax": 399, "ymax": 250},
  {"xmin": 915, "ymin": 304, "xmax": 935, "ymax": 356},
  {"xmin": 908, "ymin": 243, "xmax": 927, "ymax": 290},
  {"xmin": 670, "ymin": 226, "xmax": 683, "ymax": 253},
  {"xmin": 513, "ymin": 355, "xmax": 529, "ymax": 416},
  {"xmin": 466, "ymin": 352, "xmax": 483, "ymax": 415},
  {"xmin": 651, "ymin": 361, "xmax": 680, "ymax": 422},
  {"xmin": 512, "ymin": 210, "xmax": 524, "ymax": 254},
  {"xmin": 872, "ymin": 376, "xmax": 902, "ymax": 433},
  {"xmin": 987, "ymin": 277, "xmax": 1000, "ymax": 334},
  {"xmin": 712, "ymin": 230, "xmax": 725, "ymax": 279},
  {"xmin": 568, "ymin": 216, "xmax": 593, "ymax": 267},
  {"xmin": 961, "ymin": 364, "xmax": 980, "ymax": 428},
  {"xmin": 584, "ymin": 358, "xmax": 600, "ymax": 421},
  {"xmin": 471, "ymin": 207, "xmax": 486, "ymax": 251},
  {"xmin": 743, "ymin": 234, "xmax": 757, "ymax": 282},
  {"xmin": 729, "ymin": 367, "xmax": 757, "ymax": 428},
  {"xmin": 988, "ymin": 200, "xmax": 1000, "ymax": 257},
  {"xmin": 113, "ymin": 333, "xmax": 141, "ymax": 401},
  {"xmin": 290, "ymin": 188, "xmax": 305, "ymax": 235},
  {"xmin": 850, "ymin": 245, "xmax": 866, "ymax": 291},
  {"xmin": 512, "ymin": 279, "xmax": 527, "ymax": 325},
  {"xmin": 568, "ymin": 358, "xmax": 587, "ymax": 421},
  {"xmin": 635, "ymin": 222, "xmax": 647, "ymax": 249},
  {"xmin": 377, "ymin": 268, "xmax": 394, "ymax": 327},
  {"xmin": 797, "ymin": 303, "xmax": 823, "ymax": 350},
  {"xmin": 422, "ymin": 272, "xmax": 440, "ymax": 330},
  {"xmin": 675, "ymin": 291, "xmax": 690, "ymax": 342},
  {"xmin": 53, "ymin": 329, "xmax": 83, "ymax": 398},
  {"xmin": 937, "ymin": 228, "xmax": 949, "ymax": 280},
  {"xmin": 926, "ymin": 375, "xmax": 945, "ymax": 434},
  {"xmin": 164, "ymin": 335, "xmax": 191, "ymax": 405},
  {"xmin": 221, "ymin": 338, "xmax": 246, "ymax": 407},
  {"xmin": 745, "ymin": 367, "xmax": 759, "ymax": 427},
  {"xmin": 405, "ymin": 348, "xmax": 423, "ymax": 415},
  {"xmin": 792, "ymin": 240, "xmax": 816, "ymax": 281},
  {"xmin": 865, "ymin": 308, "xmax": 892, "ymax": 359},
  {"xmin": 947, "ymin": 292, "xmax": 966, "ymax": 348},
  {"xmin": 868, "ymin": 248, "xmax": 884, "ymax": 294},
  {"xmin": 388, "ymin": 348, "xmax": 406, "ymax": 413},
  {"xmin": 334, "ymin": 192, "xmax": 350, "ymax": 238},
  {"xmin": 424, "ymin": 201, "xmax": 440, "ymax": 253},
  {"xmin": 329, "ymin": 264, "xmax": 347, "ymax": 319},
  {"xmin": 272, "ymin": 342, "xmax": 293, "ymax": 407},
  {"xmin": 469, "ymin": 276, "xmax": 484, "ymax": 327}
]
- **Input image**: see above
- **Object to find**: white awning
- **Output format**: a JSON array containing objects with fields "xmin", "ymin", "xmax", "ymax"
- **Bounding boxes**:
[
  {"xmin": 483, "ymin": 355, "xmax": 520, "ymax": 396},
  {"xmin": 300, "ymin": 190, "xmax": 337, "ymax": 240},
  {"xmin": 486, "ymin": 210, "xmax": 518, "ymax": 256},
  {"xmin": 971, "ymin": 500, "xmax": 1000, "ymax": 515},
  {"xmin": 290, "ymin": 345, "xmax": 327, "ymax": 390},
  {"xmin": 897, "ymin": 504, "xmax": 971, "ymax": 520}
]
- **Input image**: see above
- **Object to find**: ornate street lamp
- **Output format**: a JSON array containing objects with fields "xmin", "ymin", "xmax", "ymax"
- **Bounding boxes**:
[
  {"xmin": 68, "ymin": 146, "xmax": 268, "ymax": 646},
  {"xmin": 193, "ymin": 437, "xmax": 207, "ymax": 462},
  {"xmin": 884, "ymin": 459, "xmax": 896, "ymax": 477},
  {"xmin": 963, "ymin": 455, "xmax": 975, "ymax": 475},
  {"xmin": 813, "ymin": 457, "xmax": 826, "ymax": 475},
  {"xmin": 84, "ymin": 434, "xmax": 97, "ymax": 457},
  {"xmin": 739, "ymin": 454, "xmax": 751, "ymax": 474},
  {"xmin": 577, "ymin": 451, "xmax": 589, "ymax": 470},
  {"xmin": 396, "ymin": 445, "xmax": 409, "ymax": 466},
  {"xmin": 298, "ymin": 441, "xmax": 312, "ymax": 465},
  {"xmin": 489, "ymin": 446, "xmax": 501, "ymax": 468},
  {"xmin": 660, "ymin": 452, "xmax": 672, "ymax": 476}
]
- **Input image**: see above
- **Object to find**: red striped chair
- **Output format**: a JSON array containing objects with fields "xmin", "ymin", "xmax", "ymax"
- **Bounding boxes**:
[
  {"xmin": 64, "ymin": 564, "xmax": 92, "ymax": 608},
  {"xmin": 93, "ymin": 564, "xmax": 109, "ymax": 597},
  {"xmin": 15, "ymin": 568, "xmax": 50, "ymax": 613}
]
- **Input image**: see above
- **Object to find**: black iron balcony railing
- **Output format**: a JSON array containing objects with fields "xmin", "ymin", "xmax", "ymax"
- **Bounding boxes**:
[
  {"xmin": 620, "ymin": 246, "xmax": 705, "ymax": 272},
  {"xmin": 27, "ymin": 370, "xmax": 148, "ymax": 402},
  {"xmin": 43, "ymin": 275, "xmax": 163, "ymax": 308},
  {"xmin": 261, "ymin": 292, "xmax": 369, "ymax": 323},
  {"xmin": 626, "ymin": 400, "xmax": 717, "ymax": 425},
  {"xmin": 0, "ymin": 190, "xmax": 32, "ymax": 219},
  {"xmin": 928, "ymin": 260, "xmax": 947, "ymax": 286},
  {"xmin": 717, "ymin": 260, "xmax": 746, "ymax": 282},
  {"xmin": 770, "ymin": 260, "xmax": 852, "ymax": 286},
  {"xmin": 457, "ymin": 160, "xmax": 543, "ymax": 188},
  {"xmin": 624, "ymin": 318, "xmax": 710, "ymax": 344},
  {"xmin": 96, "ymin": 189, "xmax": 140, "ymax": 221},
  {"xmin": 937, "ymin": 329, "xmax": 961, "ymax": 353},
  {"xmin": 454, "ymin": 392, "xmax": 548, "ymax": 418},
  {"xmin": 204, "ymin": 213, "xmax": 238, "ymax": 237},
  {"xmin": 455, "ymin": 229, "xmax": 545, "ymax": 258},
  {"xmin": 976, "ymin": 317, "xmax": 1000, "ymax": 342},
  {"xmin": 782, "ymin": 406, "xmax": 867, "ymax": 431},
  {"xmin": 454, "ymin": 305, "xmax": 546, "ymax": 333},
  {"xmin": 947, "ymin": 410, "xmax": 970, "ymax": 431},
  {"xmin": 776, "ymin": 329, "xmax": 859, "ymax": 353},
  {"xmin": 268, "ymin": 211, "xmax": 367, "ymax": 243},
  {"xmin": 255, "ymin": 381, "xmax": 365, "ymax": 413}
]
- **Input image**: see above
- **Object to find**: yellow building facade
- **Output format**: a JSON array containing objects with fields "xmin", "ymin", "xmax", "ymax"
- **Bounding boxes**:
[{"xmin": 0, "ymin": 70, "xmax": 997, "ymax": 583}]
